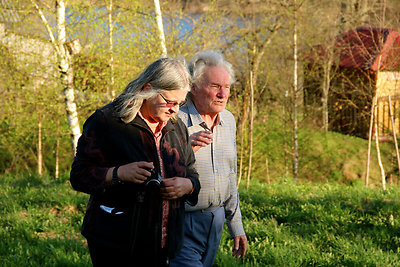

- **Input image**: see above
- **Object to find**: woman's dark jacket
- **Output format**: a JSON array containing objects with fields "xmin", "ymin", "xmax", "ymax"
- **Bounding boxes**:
[{"xmin": 70, "ymin": 102, "xmax": 200, "ymax": 263}]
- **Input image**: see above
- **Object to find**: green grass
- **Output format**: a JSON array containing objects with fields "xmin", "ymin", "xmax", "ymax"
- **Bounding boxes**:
[
  {"xmin": 1, "ymin": 174, "xmax": 400, "ymax": 266},
  {"xmin": 0, "ymin": 174, "xmax": 90, "ymax": 266},
  {"xmin": 216, "ymin": 181, "xmax": 400, "ymax": 266}
]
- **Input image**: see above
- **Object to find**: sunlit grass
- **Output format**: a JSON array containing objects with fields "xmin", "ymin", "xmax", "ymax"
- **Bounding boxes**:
[
  {"xmin": 1, "ymin": 175, "xmax": 400, "ymax": 266},
  {"xmin": 0, "ymin": 174, "xmax": 90, "ymax": 266},
  {"xmin": 215, "ymin": 181, "xmax": 400, "ymax": 266}
]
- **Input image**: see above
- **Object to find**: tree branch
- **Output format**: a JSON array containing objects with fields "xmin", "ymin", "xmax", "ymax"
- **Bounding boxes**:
[{"xmin": 30, "ymin": 0, "xmax": 61, "ymax": 57}]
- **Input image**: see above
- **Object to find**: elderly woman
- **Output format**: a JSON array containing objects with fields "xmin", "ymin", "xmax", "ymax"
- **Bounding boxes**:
[{"xmin": 70, "ymin": 58, "xmax": 200, "ymax": 267}]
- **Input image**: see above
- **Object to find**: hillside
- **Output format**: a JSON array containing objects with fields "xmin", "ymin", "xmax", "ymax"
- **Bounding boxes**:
[{"xmin": 248, "ymin": 115, "xmax": 397, "ymax": 186}]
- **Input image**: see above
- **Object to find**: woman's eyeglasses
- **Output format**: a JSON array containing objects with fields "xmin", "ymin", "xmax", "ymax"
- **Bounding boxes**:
[{"xmin": 159, "ymin": 94, "xmax": 186, "ymax": 108}]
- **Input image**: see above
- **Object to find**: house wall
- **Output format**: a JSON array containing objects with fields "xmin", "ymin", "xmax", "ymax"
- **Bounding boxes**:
[
  {"xmin": 375, "ymin": 71, "xmax": 400, "ymax": 139},
  {"xmin": 0, "ymin": 23, "xmax": 58, "ymax": 89},
  {"xmin": 376, "ymin": 71, "xmax": 400, "ymax": 96}
]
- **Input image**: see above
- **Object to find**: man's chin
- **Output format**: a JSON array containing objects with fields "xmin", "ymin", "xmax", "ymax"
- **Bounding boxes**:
[{"xmin": 212, "ymin": 105, "xmax": 226, "ymax": 113}]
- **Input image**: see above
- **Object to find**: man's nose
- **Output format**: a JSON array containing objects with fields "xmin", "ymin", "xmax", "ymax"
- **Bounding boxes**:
[{"xmin": 217, "ymin": 88, "xmax": 229, "ymax": 98}]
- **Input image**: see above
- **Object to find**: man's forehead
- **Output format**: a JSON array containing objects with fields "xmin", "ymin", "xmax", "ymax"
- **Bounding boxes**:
[{"xmin": 202, "ymin": 66, "xmax": 230, "ymax": 84}]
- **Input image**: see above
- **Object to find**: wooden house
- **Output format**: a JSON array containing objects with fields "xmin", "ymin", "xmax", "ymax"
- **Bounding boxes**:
[{"xmin": 304, "ymin": 27, "xmax": 400, "ymax": 140}]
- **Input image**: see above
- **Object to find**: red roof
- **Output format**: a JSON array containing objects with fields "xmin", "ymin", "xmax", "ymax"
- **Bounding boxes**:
[{"xmin": 336, "ymin": 27, "xmax": 400, "ymax": 71}]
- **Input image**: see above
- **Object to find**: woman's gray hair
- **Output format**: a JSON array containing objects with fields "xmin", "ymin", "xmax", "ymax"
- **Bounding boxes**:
[
  {"xmin": 188, "ymin": 51, "xmax": 235, "ymax": 86},
  {"xmin": 114, "ymin": 57, "xmax": 191, "ymax": 123}
]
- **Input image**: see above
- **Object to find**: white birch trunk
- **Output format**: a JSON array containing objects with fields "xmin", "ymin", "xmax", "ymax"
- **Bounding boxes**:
[
  {"xmin": 56, "ymin": 0, "xmax": 80, "ymax": 155},
  {"xmin": 31, "ymin": 0, "xmax": 81, "ymax": 156},
  {"xmin": 365, "ymin": 96, "xmax": 376, "ymax": 187},
  {"xmin": 237, "ymin": 92, "xmax": 248, "ymax": 188},
  {"xmin": 153, "ymin": 0, "xmax": 167, "ymax": 57},
  {"xmin": 292, "ymin": 0, "xmax": 299, "ymax": 181},
  {"xmin": 322, "ymin": 56, "xmax": 332, "ymax": 132},
  {"xmin": 107, "ymin": 0, "xmax": 115, "ymax": 98},
  {"xmin": 55, "ymin": 118, "xmax": 60, "ymax": 179},
  {"xmin": 374, "ymin": 101, "xmax": 386, "ymax": 190},
  {"xmin": 388, "ymin": 96, "xmax": 400, "ymax": 179},
  {"xmin": 246, "ymin": 70, "xmax": 254, "ymax": 189},
  {"xmin": 38, "ymin": 114, "xmax": 43, "ymax": 175}
]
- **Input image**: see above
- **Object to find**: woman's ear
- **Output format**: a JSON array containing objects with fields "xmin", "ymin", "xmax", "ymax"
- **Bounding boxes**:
[{"xmin": 143, "ymin": 83, "xmax": 152, "ymax": 92}]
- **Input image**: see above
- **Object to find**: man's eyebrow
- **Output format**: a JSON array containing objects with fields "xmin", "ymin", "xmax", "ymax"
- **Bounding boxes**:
[{"xmin": 210, "ymin": 82, "xmax": 230, "ymax": 87}]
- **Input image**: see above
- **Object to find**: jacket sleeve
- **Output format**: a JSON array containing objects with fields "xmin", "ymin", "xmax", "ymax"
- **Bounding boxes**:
[
  {"xmin": 70, "ymin": 110, "xmax": 110, "ymax": 195},
  {"xmin": 178, "ymin": 119, "xmax": 200, "ymax": 206}
]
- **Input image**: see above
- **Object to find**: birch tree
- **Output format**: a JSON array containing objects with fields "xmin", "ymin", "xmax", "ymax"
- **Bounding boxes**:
[
  {"xmin": 154, "ymin": 0, "xmax": 167, "ymax": 57},
  {"xmin": 31, "ymin": 0, "xmax": 81, "ymax": 156},
  {"xmin": 107, "ymin": 0, "xmax": 115, "ymax": 98},
  {"xmin": 292, "ymin": 0, "xmax": 299, "ymax": 181}
]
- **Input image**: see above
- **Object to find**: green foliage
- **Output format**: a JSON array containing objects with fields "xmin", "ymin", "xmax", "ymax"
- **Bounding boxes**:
[{"xmin": 215, "ymin": 181, "xmax": 400, "ymax": 266}]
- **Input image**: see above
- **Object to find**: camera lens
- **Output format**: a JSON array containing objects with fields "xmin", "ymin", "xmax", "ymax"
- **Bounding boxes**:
[{"xmin": 145, "ymin": 169, "xmax": 162, "ymax": 189}]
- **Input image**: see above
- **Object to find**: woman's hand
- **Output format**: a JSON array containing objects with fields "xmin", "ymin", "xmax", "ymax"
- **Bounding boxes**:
[{"xmin": 118, "ymin": 161, "xmax": 154, "ymax": 184}]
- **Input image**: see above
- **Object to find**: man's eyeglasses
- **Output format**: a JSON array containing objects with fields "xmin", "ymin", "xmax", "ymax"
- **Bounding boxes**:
[{"xmin": 159, "ymin": 94, "xmax": 186, "ymax": 108}]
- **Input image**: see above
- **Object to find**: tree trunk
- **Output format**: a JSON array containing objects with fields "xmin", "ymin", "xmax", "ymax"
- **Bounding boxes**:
[
  {"xmin": 56, "ymin": 0, "xmax": 81, "ymax": 155},
  {"xmin": 32, "ymin": 0, "xmax": 81, "ymax": 156},
  {"xmin": 388, "ymin": 96, "xmax": 400, "ymax": 179},
  {"xmin": 322, "ymin": 56, "xmax": 332, "ymax": 132},
  {"xmin": 153, "ymin": 0, "xmax": 167, "ymax": 57},
  {"xmin": 292, "ymin": 0, "xmax": 299, "ymax": 182},
  {"xmin": 54, "ymin": 118, "xmax": 60, "ymax": 178},
  {"xmin": 266, "ymin": 158, "xmax": 270, "ymax": 184},
  {"xmin": 38, "ymin": 113, "xmax": 43, "ymax": 176},
  {"xmin": 283, "ymin": 104, "xmax": 289, "ymax": 176},
  {"xmin": 237, "ymin": 84, "xmax": 249, "ymax": 187},
  {"xmin": 246, "ymin": 70, "xmax": 255, "ymax": 189},
  {"xmin": 365, "ymin": 96, "xmax": 376, "ymax": 187},
  {"xmin": 107, "ymin": 0, "xmax": 115, "ymax": 98},
  {"xmin": 374, "ymin": 100, "xmax": 386, "ymax": 190}
]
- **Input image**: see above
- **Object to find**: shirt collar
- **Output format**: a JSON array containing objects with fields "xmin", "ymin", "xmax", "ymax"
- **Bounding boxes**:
[{"xmin": 186, "ymin": 94, "xmax": 224, "ymax": 128}]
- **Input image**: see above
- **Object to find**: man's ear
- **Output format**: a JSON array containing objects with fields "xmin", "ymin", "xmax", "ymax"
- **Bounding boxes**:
[
  {"xmin": 190, "ymin": 84, "xmax": 197, "ymax": 93},
  {"xmin": 143, "ymin": 83, "xmax": 152, "ymax": 92}
]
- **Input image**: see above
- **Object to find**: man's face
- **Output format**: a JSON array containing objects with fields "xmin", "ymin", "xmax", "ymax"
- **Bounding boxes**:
[
  {"xmin": 192, "ymin": 66, "xmax": 231, "ymax": 116},
  {"xmin": 141, "ymin": 89, "xmax": 187, "ymax": 123}
]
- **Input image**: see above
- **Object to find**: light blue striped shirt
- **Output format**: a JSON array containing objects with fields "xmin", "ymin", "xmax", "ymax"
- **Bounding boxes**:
[{"xmin": 178, "ymin": 97, "xmax": 245, "ymax": 237}]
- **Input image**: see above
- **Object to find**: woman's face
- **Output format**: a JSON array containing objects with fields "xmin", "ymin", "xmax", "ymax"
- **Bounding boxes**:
[{"xmin": 140, "ymin": 89, "xmax": 187, "ymax": 124}]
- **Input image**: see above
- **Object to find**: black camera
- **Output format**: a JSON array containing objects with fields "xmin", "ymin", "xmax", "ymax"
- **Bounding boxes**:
[{"xmin": 145, "ymin": 168, "xmax": 162, "ymax": 189}]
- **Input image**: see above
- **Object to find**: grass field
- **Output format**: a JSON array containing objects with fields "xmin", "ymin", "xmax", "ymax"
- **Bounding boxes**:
[{"xmin": 1, "ymin": 174, "xmax": 400, "ymax": 266}]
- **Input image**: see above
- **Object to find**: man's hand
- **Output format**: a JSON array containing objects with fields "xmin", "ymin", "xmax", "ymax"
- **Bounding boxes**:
[
  {"xmin": 118, "ymin": 161, "xmax": 154, "ymax": 184},
  {"xmin": 160, "ymin": 177, "xmax": 193, "ymax": 199},
  {"xmin": 232, "ymin": 235, "xmax": 247, "ymax": 258},
  {"xmin": 189, "ymin": 130, "xmax": 213, "ymax": 152}
]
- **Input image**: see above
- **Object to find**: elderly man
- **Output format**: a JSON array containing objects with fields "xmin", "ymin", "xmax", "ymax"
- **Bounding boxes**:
[{"xmin": 170, "ymin": 51, "xmax": 247, "ymax": 267}]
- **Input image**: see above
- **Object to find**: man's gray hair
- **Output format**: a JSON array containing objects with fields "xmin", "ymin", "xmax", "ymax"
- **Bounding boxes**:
[
  {"xmin": 114, "ymin": 57, "xmax": 191, "ymax": 123},
  {"xmin": 188, "ymin": 51, "xmax": 235, "ymax": 86}
]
